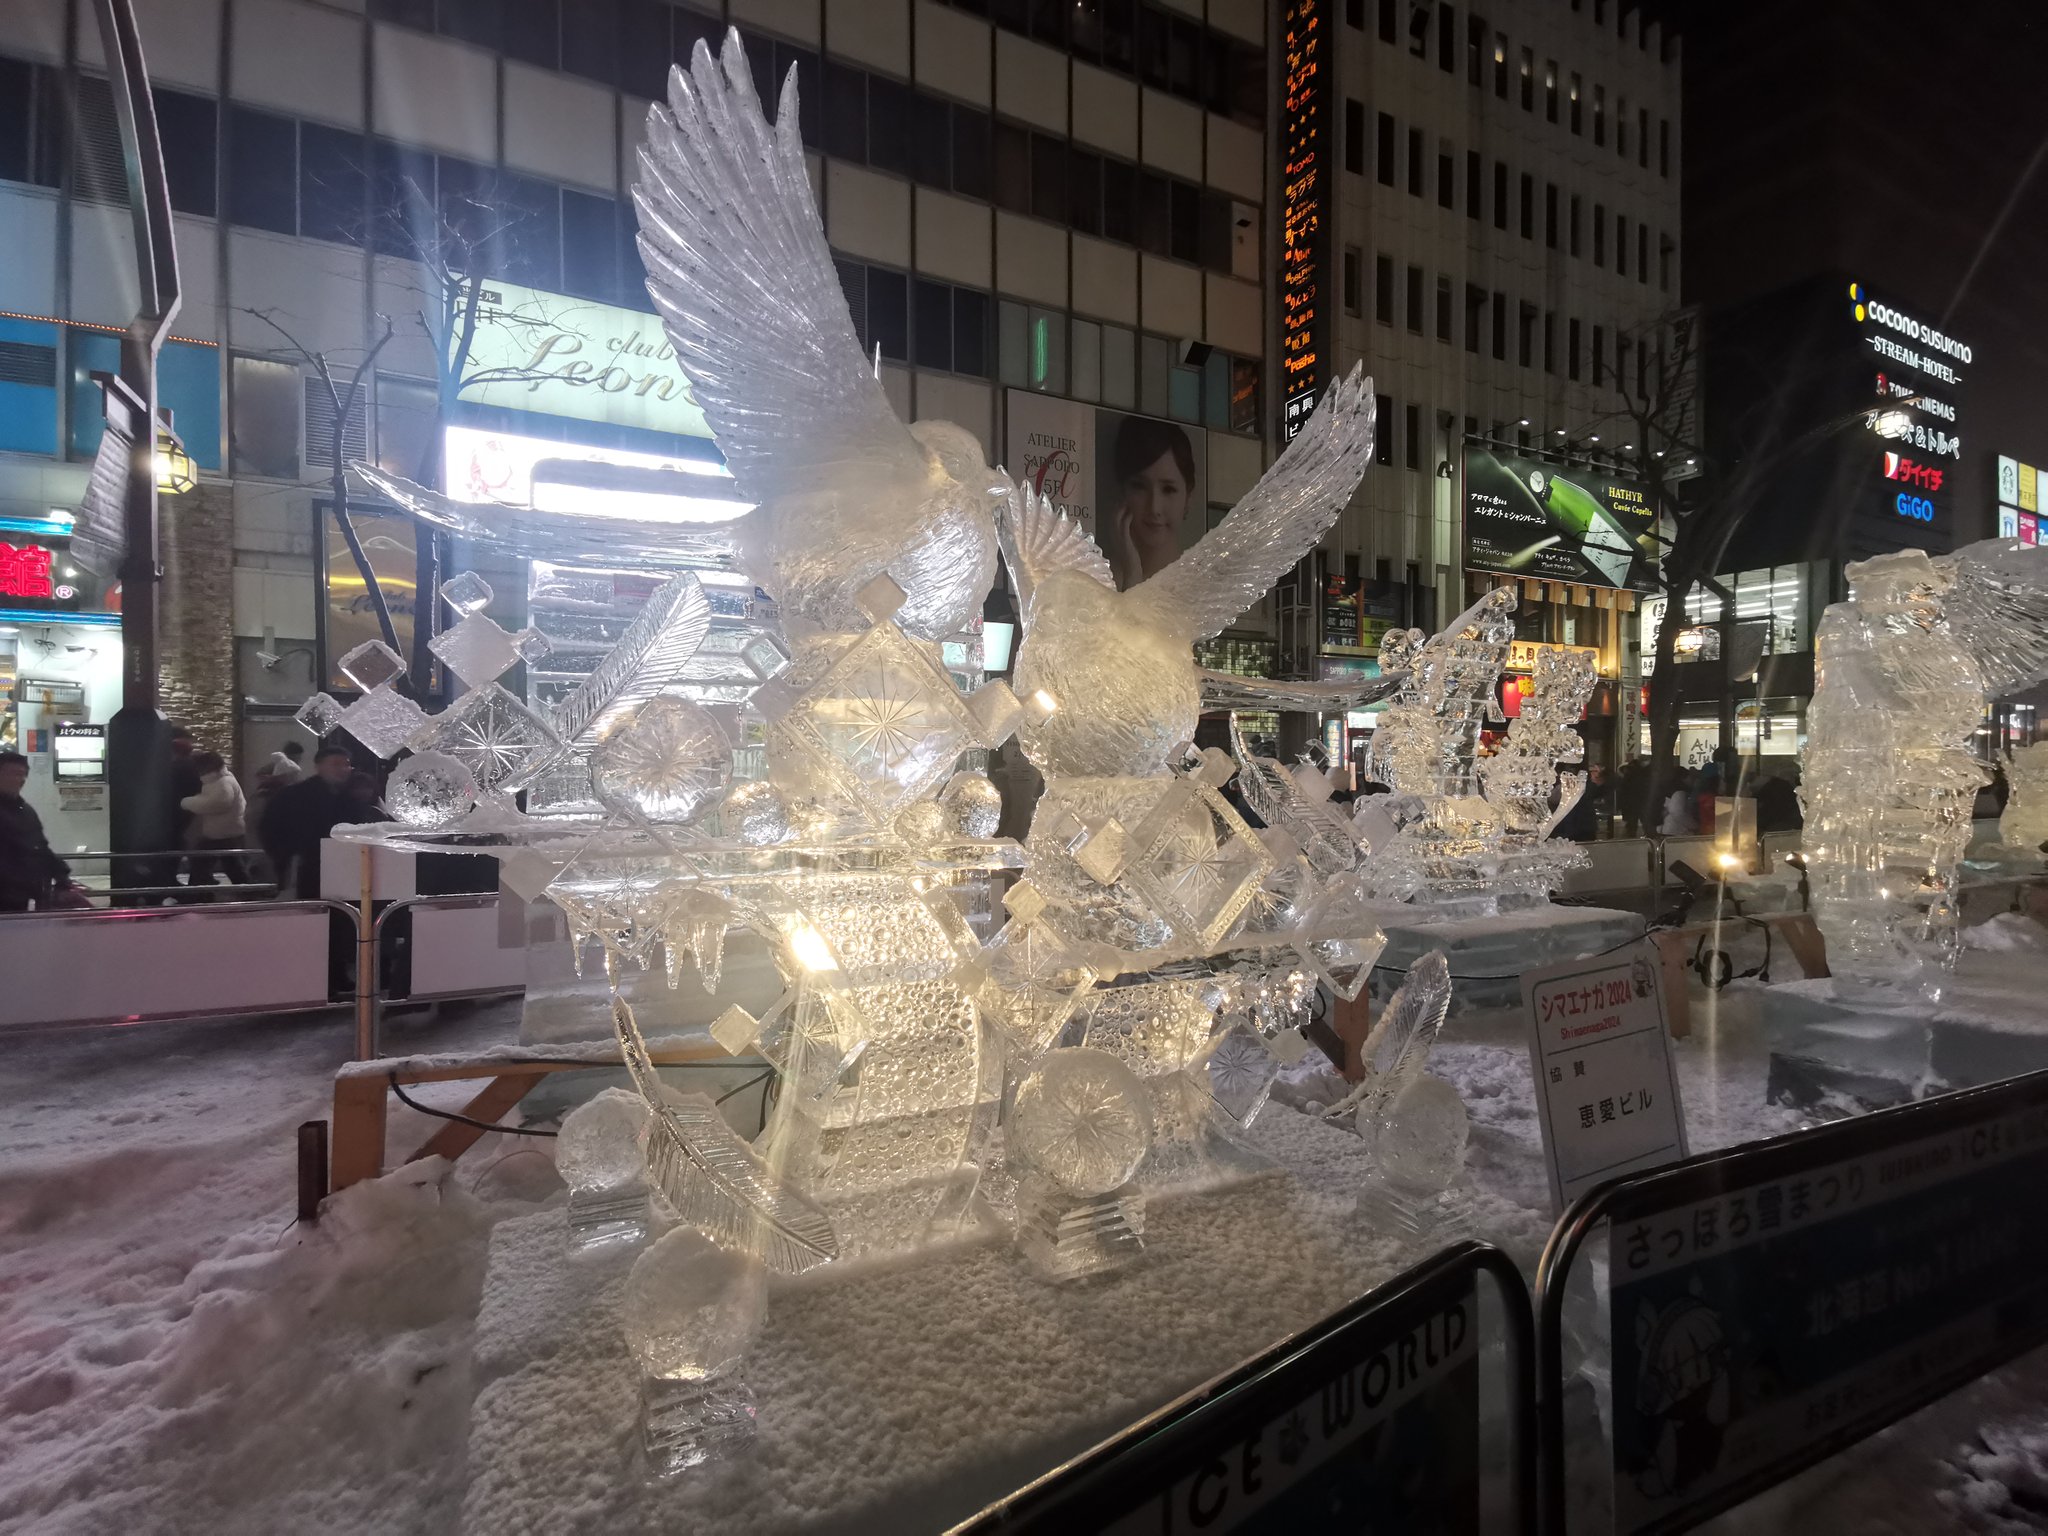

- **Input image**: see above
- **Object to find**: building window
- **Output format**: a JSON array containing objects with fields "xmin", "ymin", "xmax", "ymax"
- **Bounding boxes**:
[
  {"xmin": 1519, "ymin": 172, "xmax": 1533, "ymax": 239},
  {"xmin": 1438, "ymin": 4, "xmax": 1456, "ymax": 70},
  {"xmin": 1518, "ymin": 302, "xmax": 1535, "ymax": 367},
  {"xmin": 1659, "ymin": 118, "xmax": 1671, "ymax": 177},
  {"xmin": 1545, "ymin": 60, "xmax": 1558, "ymax": 122},
  {"xmin": 1376, "ymin": 393, "xmax": 1394, "ymax": 464},
  {"xmin": 1544, "ymin": 183, "xmax": 1558, "ymax": 247},
  {"xmin": 868, "ymin": 75, "xmax": 912, "ymax": 177},
  {"xmin": 1639, "ymin": 106, "xmax": 1650, "ymax": 168},
  {"xmin": 1406, "ymin": 264, "xmax": 1424, "ymax": 333},
  {"xmin": 1407, "ymin": 128, "xmax": 1423, "ymax": 196},
  {"xmin": 1438, "ymin": 149, "xmax": 1454, "ymax": 209},
  {"xmin": 1375, "ymin": 253, "xmax": 1394, "ymax": 324},
  {"xmin": 227, "ymin": 105, "xmax": 297, "ymax": 236},
  {"xmin": 1570, "ymin": 73, "xmax": 1582, "ymax": 134},
  {"xmin": 1639, "ymin": 224, "xmax": 1651, "ymax": 284},
  {"xmin": 1346, "ymin": 0, "xmax": 1364, "ymax": 27},
  {"xmin": 992, "ymin": 121, "xmax": 1030, "ymax": 214},
  {"xmin": 1543, "ymin": 311, "xmax": 1556, "ymax": 373},
  {"xmin": 1436, "ymin": 275, "xmax": 1452, "ymax": 341},
  {"xmin": 1030, "ymin": 131, "xmax": 1066, "ymax": 222},
  {"xmin": 1591, "ymin": 323, "xmax": 1605, "ymax": 385},
  {"xmin": 1492, "ymin": 161, "xmax": 1507, "ymax": 231},
  {"xmin": 1616, "ymin": 214, "xmax": 1628, "ymax": 276},
  {"xmin": 1407, "ymin": 1, "xmax": 1429, "ymax": 57},
  {"xmin": 1568, "ymin": 317, "xmax": 1581, "ymax": 380},
  {"xmin": 1101, "ymin": 157, "xmax": 1133, "ymax": 243},
  {"xmin": 1617, "ymin": 333, "xmax": 1632, "ymax": 397},
  {"xmin": 1343, "ymin": 246, "xmax": 1363, "ymax": 315},
  {"xmin": 1375, "ymin": 112, "xmax": 1395, "ymax": 186},
  {"xmin": 1067, "ymin": 147, "xmax": 1102, "ymax": 235},
  {"xmin": 1491, "ymin": 289, "xmax": 1506, "ymax": 360},
  {"xmin": 1570, "ymin": 194, "xmax": 1582, "ymax": 256},
  {"xmin": 1593, "ymin": 84, "xmax": 1606, "ymax": 146},
  {"xmin": 1030, "ymin": 306, "xmax": 1067, "ymax": 393},
  {"xmin": 1345, "ymin": 99, "xmax": 1365, "ymax": 175},
  {"xmin": 1493, "ymin": 33, "xmax": 1507, "ymax": 98},
  {"xmin": 1101, "ymin": 323, "xmax": 1135, "ymax": 408},
  {"xmin": 1379, "ymin": 0, "xmax": 1397, "ymax": 43},
  {"xmin": 1617, "ymin": 96, "xmax": 1628, "ymax": 159},
  {"xmin": 1465, "ymin": 149, "xmax": 1481, "ymax": 219},
  {"xmin": 1660, "ymin": 234, "xmax": 1675, "ymax": 292},
  {"xmin": 1467, "ymin": 13, "xmax": 1485, "ymax": 86},
  {"xmin": 1519, "ymin": 46, "xmax": 1533, "ymax": 110},
  {"xmin": 1593, "ymin": 204, "xmax": 1606, "ymax": 266},
  {"xmin": 229, "ymin": 354, "xmax": 300, "ymax": 479},
  {"xmin": 823, "ymin": 60, "xmax": 865, "ymax": 162},
  {"xmin": 1464, "ymin": 283, "xmax": 1484, "ymax": 353},
  {"xmin": 1405, "ymin": 402, "xmax": 1421, "ymax": 468}
]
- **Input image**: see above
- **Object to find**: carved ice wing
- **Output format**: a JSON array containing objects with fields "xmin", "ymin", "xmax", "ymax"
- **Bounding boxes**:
[
  {"xmin": 997, "ymin": 480, "xmax": 1113, "ymax": 615},
  {"xmin": 1321, "ymin": 950, "xmax": 1452, "ymax": 1125},
  {"xmin": 633, "ymin": 32, "xmax": 927, "ymax": 507},
  {"xmin": 1938, "ymin": 538, "xmax": 2048, "ymax": 697},
  {"xmin": 1198, "ymin": 669, "xmax": 1408, "ymax": 713},
  {"xmin": 1131, "ymin": 366, "xmax": 1375, "ymax": 641}
]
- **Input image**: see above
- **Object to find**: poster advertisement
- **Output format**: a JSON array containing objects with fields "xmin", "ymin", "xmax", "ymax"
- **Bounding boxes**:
[
  {"xmin": 1006, "ymin": 392, "xmax": 1207, "ymax": 591},
  {"xmin": 319, "ymin": 503, "xmax": 420, "ymax": 690},
  {"xmin": 1464, "ymin": 447, "xmax": 1658, "ymax": 591}
]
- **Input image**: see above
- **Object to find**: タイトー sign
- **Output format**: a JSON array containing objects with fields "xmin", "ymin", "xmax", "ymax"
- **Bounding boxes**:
[
  {"xmin": 1605, "ymin": 1082, "xmax": 2048, "ymax": 1535},
  {"xmin": 1464, "ymin": 447, "xmax": 1657, "ymax": 591},
  {"xmin": 1523, "ymin": 945, "xmax": 1688, "ymax": 1211}
]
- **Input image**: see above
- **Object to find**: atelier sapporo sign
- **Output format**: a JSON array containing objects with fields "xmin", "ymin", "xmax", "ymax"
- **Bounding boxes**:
[
  {"xmin": 1605, "ymin": 1088, "xmax": 2048, "ymax": 1535},
  {"xmin": 1522, "ymin": 947, "xmax": 1687, "ymax": 1211},
  {"xmin": 977, "ymin": 1270, "xmax": 1483, "ymax": 1534}
]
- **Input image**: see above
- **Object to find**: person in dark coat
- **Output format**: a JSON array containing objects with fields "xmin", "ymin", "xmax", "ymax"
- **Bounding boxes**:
[
  {"xmin": 1754, "ymin": 768, "xmax": 1803, "ymax": 834},
  {"xmin": 260, "ymin": 745, "xmax": 356, "ymax": 899},
  {"xmin": 0, "ymin": 750, "xmax": 82, "ymax": 910}
]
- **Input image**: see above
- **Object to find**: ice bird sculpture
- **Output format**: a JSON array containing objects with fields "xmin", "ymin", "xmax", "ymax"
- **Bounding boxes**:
[
  {"xmin": 1001, "ymin": 368, "xmax": 1386, "ymax": 778},
  {"xmin": 1806, "ymin": 538, "xmax": 2048, "ymax": 983},
  {"xmin": 631, "ymin": 32, "xmax": 1006, "ymax": 642}
]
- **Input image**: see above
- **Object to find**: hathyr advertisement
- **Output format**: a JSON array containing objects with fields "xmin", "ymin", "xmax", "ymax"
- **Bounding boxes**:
[
  {"xmin": 1006, "ymin": 391, "xmax": 1207, "ymax": 591},
  {"xmin": 1464, "ymin": 447, "xmax": 1658, "ymax": 591}
]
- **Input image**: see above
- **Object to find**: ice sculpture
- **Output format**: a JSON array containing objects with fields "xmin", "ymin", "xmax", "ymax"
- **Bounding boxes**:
[
  {"xmin": 1806, "ymin": 539, "xmax": 2048, "ymax": 984},
  {"xmin": 557, "ymin": 1087, "xmax": 654, "ymax": 1251},
  {"xmin": 2001, "ymin": 742, "xmax": 2048, "ymax": 856},
  {"xmin": 622, "ymin": 1227, "xmax": 766, "ymax": 1474},
  {"xmin": 1354, "ymin": 587, "xmax": 1592, "ymax": 915}
]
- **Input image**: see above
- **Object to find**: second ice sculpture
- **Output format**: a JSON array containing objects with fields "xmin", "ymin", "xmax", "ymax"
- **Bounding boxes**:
[
  {"xmin": 1806, "ymin": 539, "xmax": 2048, "ymax": 985},
  {"xmin": 2001, "ymin": 741, "xmax": 2048, "ymax": 857}
]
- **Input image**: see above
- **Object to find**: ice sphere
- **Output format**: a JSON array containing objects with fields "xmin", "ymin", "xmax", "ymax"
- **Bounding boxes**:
[
  {"xmin": 336, "ymin": 685, "xmax": 429, "ymax": 760},
  {"xmin": 721, "ymin": 779, "xmax": 792, "ymax": 846},
  {"xmin": 940, "ymin": 770, "xmax": 1003, "ymax": 839},
  {"xmin": 893, "ymin": 800, "xmax": 947, "ymax": 842},
  {"xmin": 620, "ymin": 1227, "xmax": 767, "ymax": 1382},
  {"xmin": 338, "ymin": 639, "xmax": 406, "ymax": 692},
  {"xmin": 294, "ymin": 691, "xmax": 345, "ymax": 739},
  {"xmin": 1009, "ymin": 1047, "xmax": 1152, "ymax": 1197},
  {"xmin": 556, "ymin": 1087, "xmax": 651, "ymax": 1194},
  {"xmin": 591, "ymin": 697, "xmax": 732, "ymax": 824},
  {"xmin": 387, "ymin": 750, "xmax": 478, "ymax": 827},
  {"xmin": 439, "ymin": 569, "xmax": 494, "ymax": 617},
  {"xmin": 1361, "ymin": 1071, "xmax": 1469, "ymax": 1196}
]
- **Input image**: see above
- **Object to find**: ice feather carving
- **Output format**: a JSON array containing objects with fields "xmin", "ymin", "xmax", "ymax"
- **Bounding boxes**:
[
  {"xmin": 1320, "ymin": 951, "xmax": 1452, "ymax": 1126},
  {"xmin": 997, "ymin": 480, "xmax": 1115, "ymax": 615},
  {"xmin": 545, "ymin": 573, "xmax": 713, "ymax": 749},
  {"xmin": 614, "ymin": 997, "xmax": 839, "ymax": 1275},
  {"xmin": 1937, "ymin": 539, "xmax": 2048, "ymax": 697},
  {"xmin": 1229, "ymin": 714, "xmax": 1356, "ymax": 878},
  {"xmin": 1133, "ymin": 368, "xmax": 1377, "ymax": 642}
]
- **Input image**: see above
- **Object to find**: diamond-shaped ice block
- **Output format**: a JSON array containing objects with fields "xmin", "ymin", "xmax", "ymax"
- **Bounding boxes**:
[
  {"xmin": 739, "ymin": 634, "xmax": 790, "ymax": 682},
  {"xmin": 415, "ymin": 683, "xmax": 562, "ymax": 790},
  {"xmin": 854, "ymin": 572, "xmax": 906, "ymax": 621},
  {"xmin": 514, "ymin": 627, "xmax": 552, "ymax": 664},
  {"xmin": 1003, "ymin": 878, "xmax": 1048, "ymax": 925},
  {"xmin": 439, "ymin": 570, "xmax": 494, "ymax": 617},
  {"xmin": 1071, "ymin": 819, "xmax": 1130, "ymax": 884},
  {"xmin": 431, "ymin": 610, "xmax": 524, "ymax": 687},
  {"xmin": 1267, "ymin": 1027, "xmax": 1312, "ymax": 1066},
  {"xmin": 710, "ymin": 1005, "xmax": 762, "ymax": 1055},
  {"xmin": 338, "ymin": 639, "xmax": 406, "ymax": 692},
  {"xmin": 337, "ymin": 685, "xmax": 429, "ymax": 759},
  {"xmin": 967, "ymin": 679, "xmax": 1022, "ymax": 745},
  {"xmin": 498, "ymin": 849, "xmax": 566, "ymax": 901},
  {"xmin": 294, "ymin": 692, "xmax": 345, "ymax": 739},
  {"xmin": 1022, "ymin": 687, "xmax": 1059, "ymax": 726},
  {"xmin": 1190, "ymin": 745, "xmax": 1237, "ymax": 788}
]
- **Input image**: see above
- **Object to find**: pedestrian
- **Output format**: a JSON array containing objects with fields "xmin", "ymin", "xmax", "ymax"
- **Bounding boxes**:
[
  {"xmin": 260, "ymin": 745, "xmax": 355, "ymax": 900},
  {"xmin": 344, "ymin": 771, "xmax": 391, "ymax": 823},
  {"xmin": 1661, "ymin": 769, "xmax": 1700, "ymax": 836},
  {"xmin": 1755, "ymin": 766, "xmax": 1803, "ymax": 833},
  {"xmin": 166, "ymin": 725, "xmax": 203, "ymax": 891},
  {"xmin": 1616, "ymin": 756, "xmax": 1649, "ymax": 837},
  {"xmin": 179, "ymin": 750, "xmax": 249, "ymax": 895},
  {"xmin": 260, "ymin": 740, "xmax": 305, "ymax": 789},
  {"xmin": 0, "ymin": 751, "xmax": 88, "ymax": 910}
]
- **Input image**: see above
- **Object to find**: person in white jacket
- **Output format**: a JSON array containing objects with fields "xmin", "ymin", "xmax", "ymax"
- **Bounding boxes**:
[{"xmin": 180, "ymin": 751, "xmax": 249, "ymax": 894}]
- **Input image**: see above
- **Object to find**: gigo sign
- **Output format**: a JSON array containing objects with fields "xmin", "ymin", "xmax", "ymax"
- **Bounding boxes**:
[{"xmin": 455, "ymin": 278, "xmax": 714, "ymax": 441}]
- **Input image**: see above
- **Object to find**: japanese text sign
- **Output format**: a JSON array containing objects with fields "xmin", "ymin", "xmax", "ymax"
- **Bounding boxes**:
[{"xmin": 1522, "ymin": 945, "xmax": 1687, "ymax": 1212}]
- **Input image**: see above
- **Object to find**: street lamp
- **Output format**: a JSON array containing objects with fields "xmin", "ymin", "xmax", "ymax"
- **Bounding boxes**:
[{"xmin": 153, "ymin": 424, "xmax": 194, "ymax": 495}]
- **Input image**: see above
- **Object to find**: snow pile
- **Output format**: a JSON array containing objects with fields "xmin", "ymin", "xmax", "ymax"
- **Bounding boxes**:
[{"xmin": 1960, "ymin": 910, "xmax": 2048, "ymax": 952}]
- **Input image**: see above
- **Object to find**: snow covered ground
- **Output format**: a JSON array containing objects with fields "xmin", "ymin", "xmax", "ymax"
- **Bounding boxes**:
[{"xmin": 4, "ymin": 984, "xmax": 2048, "ymax": 1533}]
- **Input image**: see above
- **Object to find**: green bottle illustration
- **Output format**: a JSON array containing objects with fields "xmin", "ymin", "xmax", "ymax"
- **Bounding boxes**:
[{"xmin": 1525, "ymin": 467, "xmax": 1639, "ymax": 586}]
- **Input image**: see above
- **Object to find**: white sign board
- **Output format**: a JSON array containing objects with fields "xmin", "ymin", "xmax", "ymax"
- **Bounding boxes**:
[
  {"xmin": 1522, "ymin": 944, "xmax": 1687, "ymax": 1211},
  {"xmin": 455, "ymin": 278, "xmax": 713, "ymax": 441}
]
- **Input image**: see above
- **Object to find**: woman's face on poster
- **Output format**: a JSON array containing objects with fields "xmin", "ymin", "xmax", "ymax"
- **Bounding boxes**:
[{"xmin": 1122, "ymin": 450, "xmax": 1191, "ymax": 548}]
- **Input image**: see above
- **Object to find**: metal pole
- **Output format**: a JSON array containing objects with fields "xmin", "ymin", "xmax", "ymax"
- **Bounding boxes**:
[
  {"xmin": 92, "ymin": 0, "xmax": 183, "ymax": 871},
  {"xmin": 355, "ymin": 843, "xmax": 376, "ymax": 1059}
]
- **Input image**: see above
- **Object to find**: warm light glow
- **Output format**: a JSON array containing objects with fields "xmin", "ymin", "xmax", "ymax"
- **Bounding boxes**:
[
  {"xmin": 789, "ymin": 922, "xmax": 837, "ymax": 972},
  {"xmin": 1717, "ymin": 853, "xmax": 1741, "ymax": 871},
  {"xmin": 154, "ymin": 434, "xmax": 196, "ymax": 495},
  {"xmin": 1032, "ymin": 688, "xmax": 1058, "ymax": 714}
]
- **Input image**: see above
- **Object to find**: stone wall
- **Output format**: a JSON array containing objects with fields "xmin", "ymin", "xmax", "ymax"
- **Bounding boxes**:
[{"xmin": 159, "ymin": 481, "xmax": 238, "ymax": 766}]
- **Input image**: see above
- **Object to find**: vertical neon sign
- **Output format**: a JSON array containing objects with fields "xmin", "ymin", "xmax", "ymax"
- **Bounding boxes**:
[{"xmin": 1279, "ymin": 0, "xmax": 1329, "ymax": 442}]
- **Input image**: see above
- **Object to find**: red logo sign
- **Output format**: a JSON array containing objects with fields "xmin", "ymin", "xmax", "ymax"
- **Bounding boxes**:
[
  {"xmin": 0, "ymin": 542, "xmax": 54, "ymax": 600},
  {"xmin": 1883, "ymin": 452, "xmax": 1944, "ymax": 492}
]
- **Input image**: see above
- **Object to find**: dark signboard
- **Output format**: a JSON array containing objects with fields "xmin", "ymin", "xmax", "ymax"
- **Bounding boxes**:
[
  {"xmin": 959, "ymin": 1243, "xmax": 1533, "ymax": 1536},
  {"xmin": 1463, "ymin": 447, "xmax": 1657, "ymax": 591},
  {"xmin": 1278, "ymin": 0, "xmax": 1330, "ymax": 442},
  {"xmin": 1539, "ymin": 1069, "xmax": 2048, "ymax": 1536},
  {"xmin": 1321, "ymin": 576, "xmax": 1404, "ymax": 656}
]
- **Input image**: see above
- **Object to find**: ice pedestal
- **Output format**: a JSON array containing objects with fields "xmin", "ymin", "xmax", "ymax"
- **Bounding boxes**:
[
  {"xmin": 1368, "ymin": 902, "xmax": 1646, "ymax": 1008},
  {"xmin": 1014, "ymin": 1175, "xmax": 1146, "ymax": 1278}
]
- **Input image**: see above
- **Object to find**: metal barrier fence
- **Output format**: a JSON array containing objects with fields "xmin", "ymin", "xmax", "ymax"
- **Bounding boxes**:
[{"xmin": 61, "ymin": 846, "xmax": 278, "ymax": 904}]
